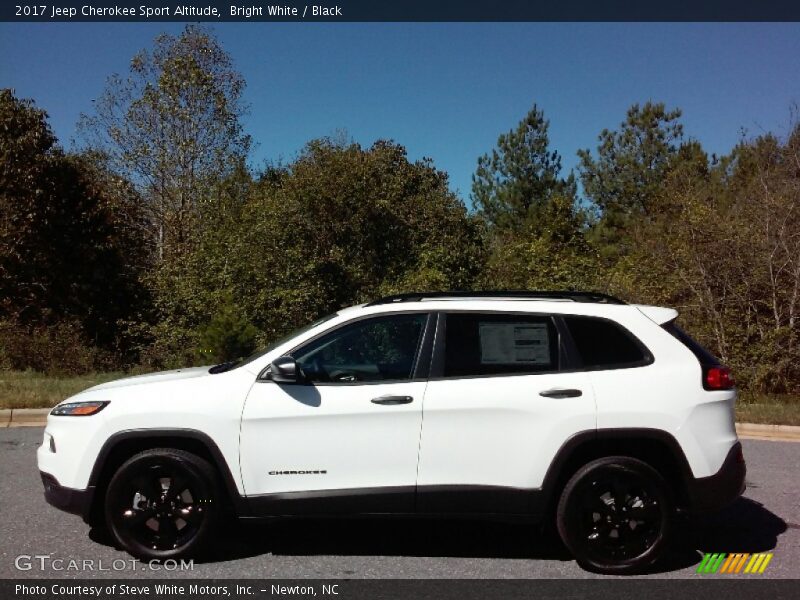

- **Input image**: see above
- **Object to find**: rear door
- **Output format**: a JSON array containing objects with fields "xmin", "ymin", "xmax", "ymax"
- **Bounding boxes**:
[{"xmin": 416, "ymin": 311, "xmax": 596, "ymax": 514}]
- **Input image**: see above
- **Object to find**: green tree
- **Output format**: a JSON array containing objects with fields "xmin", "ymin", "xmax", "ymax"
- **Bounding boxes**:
[
  {"xmin": 0, "ymin": 89, "xmax": 150, "ymax": 370},
  {"xmin": 472, "ymin": 105, "xmax": 567, "ymax": 233},
  {"xmin": 615, "ymin": 122, "xmax": 800, "ymax": 393},
  {"xmin": 245, "ymin": 138, "xmax": 486, "ymax": 339},
  {"xmin": 481, "ymin": 193, "xmax": 599, "ymax": 291},
  {"xmin": 196, "ymin": 295, "xmax": 259, "ymax": 364},
  {"xmin": 79, "ymin": 25, "xmax": 251, "ymax": 258},
  {"xmin": 134, "ymin": 138, "xmax": 486, "ymax": 367},
  {"xmin": 578, "ymin": 102, "xmax": 686, "ymax": 259},
  {"xmin": 137, "ymin": 160, "xmax": 256, "ymax": 367},
  {"xmin": 472, "ymin": 104, "xmax": 598, "ymax": 291}
]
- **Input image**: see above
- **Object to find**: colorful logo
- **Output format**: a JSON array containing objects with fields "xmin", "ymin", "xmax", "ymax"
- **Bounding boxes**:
[{"xmin": 697, "ymin": 552, "xmax": 773, "ymax": 574}]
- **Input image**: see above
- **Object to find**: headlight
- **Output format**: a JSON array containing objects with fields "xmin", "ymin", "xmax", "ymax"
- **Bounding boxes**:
[{"xmin": 50, "ymin": 401, "xmax": 110, "ymax": 416}]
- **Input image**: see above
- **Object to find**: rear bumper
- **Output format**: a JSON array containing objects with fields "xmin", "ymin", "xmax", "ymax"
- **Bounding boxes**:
[
  {"xmin": 40, "ymin": 471, "xmax": 94, "ymax": 522},
  {"xmin": 685, "ymin": 441, "xmax": 746, "ymax": 513}
]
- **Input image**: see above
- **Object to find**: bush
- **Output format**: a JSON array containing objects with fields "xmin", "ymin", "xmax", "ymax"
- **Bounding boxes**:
[
  {"xmin": 196, "ymin": 302, "xmax": 259, "ymax": 364},
  {"xmin": 0, "ymin": 320, "xmax": 111, "ymax": 376}
]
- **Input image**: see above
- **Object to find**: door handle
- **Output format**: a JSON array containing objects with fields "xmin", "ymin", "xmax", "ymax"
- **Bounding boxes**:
[
  {"xmin": 539, "ymin": 388, "xmax": 583, "ymax": 399},
  {"xmin": 371, "ymin": 395, "xmax": 413, "ymax": 405}
]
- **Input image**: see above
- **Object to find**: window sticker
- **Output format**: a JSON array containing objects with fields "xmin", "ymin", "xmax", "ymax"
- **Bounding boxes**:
[{"xmin": 478, "ymin": 322, "xmax": 551, "ymax": 365}]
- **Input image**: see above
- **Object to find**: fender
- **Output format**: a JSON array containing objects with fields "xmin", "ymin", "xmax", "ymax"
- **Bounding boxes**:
[
  {"xmin": 533, "ymin": 427, "xmax": 696, "ymax": 516},
  {"xmin": 85, "ymin": 428, "xmax": 249, "ymax": 520}
]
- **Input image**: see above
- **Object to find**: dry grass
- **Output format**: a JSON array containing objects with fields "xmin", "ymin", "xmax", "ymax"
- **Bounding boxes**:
[
  {"xmin": 736, "ymin": 393, "xmax": 800, "ymax": 426},
  {"xmin": 0, "ymin": 370, "xmax": 124, "ymax": 409}
]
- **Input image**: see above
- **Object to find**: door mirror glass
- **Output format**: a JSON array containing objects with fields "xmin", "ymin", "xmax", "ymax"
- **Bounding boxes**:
[{"xmin": 269, "ymin": 356, "xmax": 301, "ymax": 383}]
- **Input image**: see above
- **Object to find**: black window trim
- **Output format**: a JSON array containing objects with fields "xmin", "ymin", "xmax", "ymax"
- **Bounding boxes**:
[
  {"xmin": 557, "ymin": 314, "xmax": 655, "ymax": 372},
  {"xmin": 258, "ymin": 311, "xmax": 436, "ymax": 386},
  {"xmin": 428, "ymin": 310, "xmax": 655, "ymax": 381},
  {"xmin": 429, "ymin": 310, "xmax": 564, "ymax": 381}
]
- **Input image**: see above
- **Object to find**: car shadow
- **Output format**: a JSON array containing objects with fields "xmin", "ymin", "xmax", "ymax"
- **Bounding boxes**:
[
  {"xmin": 640, "ymin": 497, "xmax": 788, "ymax": 574},
  {"xmin": 89, "ymin": 497, "xmax": 787, "ymax": 574},
  {"xmin": 200, "ymin": 516, "xmax": 573, "ymax": 563},
  {"xmin": 681, "ymin": 496, "xmax": 788, "ymax": 551}
]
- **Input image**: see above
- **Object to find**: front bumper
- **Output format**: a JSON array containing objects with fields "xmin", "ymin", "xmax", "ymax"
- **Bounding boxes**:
[
  {"xmin": 40, "ymin": 471, "xmax": 94, "ymax": 522},
  {"xmin": 685, "ymin": 441, "xmax": 746, "ymax": 513}
]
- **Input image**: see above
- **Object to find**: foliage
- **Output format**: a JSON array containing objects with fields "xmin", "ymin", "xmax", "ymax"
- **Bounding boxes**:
[
  {"xmin": 578, "ymin": 102, "xmax": 686, "ymax": 260},
  {"xmin": 0, "ymin": 89, "xmax": 150, "ymax": 371},
  {"xmin": 131, "ymin": 138, "xmax": 486, "ymax": 368},
  {"xmin": 3, "ymin": 26, "xmax": 800, "ymax": 400},
  {"xmin": 0, "ymin": 320, "xmax": 110, "ymax": 376},
  {"xmin": 473, "ymin": 105, "xmax": 598, "ymax": 292},
  {"xmin": 196, "ymin": 297, "xmax": 259, "ymax": 364},
  {"xmin": 612, "ymin": 123, "xmax": 800, "ymax": 393},
  {"xmin": 78, "ymin": 24, "xmax": 251, "ymax": 258},
  {"xmin": 472, "ymin": 104, "xmax": 566, "ymax": 233},
  {"xmin": 230, "ymin": 138, "xmax": 483, "ymax": 346},
  {"xmin": 482, "ymin": 195, "xmax": 600, "ymax": 291}
]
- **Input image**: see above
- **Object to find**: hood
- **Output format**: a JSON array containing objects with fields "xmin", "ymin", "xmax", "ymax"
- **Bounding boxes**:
[{"xmin": 86, "ymin": 366, "xmax": 212, "ymax": 392}]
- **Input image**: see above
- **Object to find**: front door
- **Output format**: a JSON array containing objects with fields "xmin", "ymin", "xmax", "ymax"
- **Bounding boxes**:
[{"xmin": 240, "ymin": 312, "xmax": 432, "ymax": 515}]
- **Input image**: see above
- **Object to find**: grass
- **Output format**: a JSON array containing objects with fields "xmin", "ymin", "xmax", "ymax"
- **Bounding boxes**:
[
  {"xmin": 736, "ymin": 393, "xmax": 800, "ymax": 427},
  {"xmin": 1, "ymin": 370, "xmax": 799, "ymax": 426},
  {"xmin": 0, "ymin": 370, "xmax": 125, "ymax": 409}
]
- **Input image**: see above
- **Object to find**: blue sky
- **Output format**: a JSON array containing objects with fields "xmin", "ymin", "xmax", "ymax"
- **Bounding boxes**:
[{"xmin": 1, "ymin": 23, "xmax": 799, "ymax": 204}]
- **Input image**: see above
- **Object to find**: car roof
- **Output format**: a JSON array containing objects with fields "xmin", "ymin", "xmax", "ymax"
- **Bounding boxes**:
[
  {"xmin": 336, "ymin": 293, "xmax": 676, "ymax": 324},
  {"xmin": 365, "ymin": 291, "xmax": 626, "ymax": 306}
]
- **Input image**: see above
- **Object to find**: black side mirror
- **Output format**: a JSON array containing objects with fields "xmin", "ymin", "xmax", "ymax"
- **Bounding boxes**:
[{"xmin": 270, "ymin": 356, "xmax": 301, "ymax": 383}]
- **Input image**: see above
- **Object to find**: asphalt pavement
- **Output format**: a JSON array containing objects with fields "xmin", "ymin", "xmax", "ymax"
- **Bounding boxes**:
[{"xmin": 1, "ymin": 427, "xmax": 797, "ymax": 579}]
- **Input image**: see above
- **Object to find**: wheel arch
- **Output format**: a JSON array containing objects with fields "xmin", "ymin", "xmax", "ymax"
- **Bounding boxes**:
[
  {"xmin": 85, "ymin": 428, "xmax": 248, "ymax": 523},
  {"xmin": 537, "ymin": 428, "xmax": 694, "ymax": 517}
]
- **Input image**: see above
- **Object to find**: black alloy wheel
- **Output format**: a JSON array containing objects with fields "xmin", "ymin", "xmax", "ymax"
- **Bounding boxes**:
[
  {"xmin": 105, "ymin": 448, "xmax": 218, "ymax": 560},
  {"xmin": 556, "ymin": 456, "xmax": 673, "ymax": 574}
]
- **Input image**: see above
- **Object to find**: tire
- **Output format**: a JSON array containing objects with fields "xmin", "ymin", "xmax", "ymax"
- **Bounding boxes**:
[
  {"xmin": 556, "ymin": 456, "xmax": 673, "ymax": 575},
  {"xmin": 104, "ymin": 448, "xmax": 219, "ymax": 560}
]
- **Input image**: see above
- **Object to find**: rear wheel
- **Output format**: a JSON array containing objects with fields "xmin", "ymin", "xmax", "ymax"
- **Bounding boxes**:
[
  {"xmin": 556, "ymin": 456, "xmax": 672, "ymax": 574},
  {"xmin": 105, "ymin": 448, "xmax": 219, "ymax": 560}
]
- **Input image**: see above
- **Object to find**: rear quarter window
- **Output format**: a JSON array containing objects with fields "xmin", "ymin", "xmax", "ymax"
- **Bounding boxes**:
[
  {"xmin": 662, "ymin": 321, "xmax": 719, "ymax": 366},
  {"xmin": 563, "ymin": 315, "xmax": 652, "ymax": 370}
]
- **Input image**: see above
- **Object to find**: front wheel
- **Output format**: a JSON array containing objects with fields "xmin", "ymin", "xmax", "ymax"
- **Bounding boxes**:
[
  {"xmin": 556, "ymin": 456, "xmax": 673, "ymax": 574},
  {"xmin": 105, "ymin": 448, "xmax": 219, "ymax": 560}
]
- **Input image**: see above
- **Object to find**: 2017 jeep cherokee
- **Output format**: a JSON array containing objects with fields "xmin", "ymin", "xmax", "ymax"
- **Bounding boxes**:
[{"xmin": 37, "ymin": 291, "xmax": 745, "ymax": 574}]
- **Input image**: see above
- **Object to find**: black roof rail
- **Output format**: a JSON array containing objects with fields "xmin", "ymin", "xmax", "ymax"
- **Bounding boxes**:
[{"xmin": 366, "ymin": 290, "xmax": 626, "ymax": 306}]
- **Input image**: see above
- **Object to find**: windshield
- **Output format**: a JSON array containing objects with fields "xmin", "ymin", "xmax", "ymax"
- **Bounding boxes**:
[{"xmin": 208, "ymin": 312, "xmax": 338, "ymax": 374}]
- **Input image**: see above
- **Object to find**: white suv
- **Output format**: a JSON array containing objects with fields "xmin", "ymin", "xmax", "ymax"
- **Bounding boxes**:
[{"xmin": 37, "ymin": 291, "xmax": 745, "ymax": 574}]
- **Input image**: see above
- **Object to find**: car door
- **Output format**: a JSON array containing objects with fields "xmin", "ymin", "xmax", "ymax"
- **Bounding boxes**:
[
  {"xmin": 416, "ymin": 311, "xmax": 596, "ymax": 514},
  {"xmin": 240, "ymin": 311, "xmax": 433, "ymax": 515}
]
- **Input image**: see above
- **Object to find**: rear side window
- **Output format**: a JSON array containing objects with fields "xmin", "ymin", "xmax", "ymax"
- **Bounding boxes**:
[
  {"xmin": 662, "ymin": 321, "xmax": 719, "ymax": 366},
  {"xmin": 563, "ymin": 316, "xmax": 651, "ymax": 369},
  {"xmin": 443, "ymin": 313, "xmax": 558, "ymax": 377}
]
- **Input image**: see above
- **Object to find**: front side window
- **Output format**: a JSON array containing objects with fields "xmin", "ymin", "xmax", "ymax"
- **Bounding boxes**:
[
  {"xmin": 443, "ymin": 313, "xmax": 558, "ymax": 377},
  {"xmin": 292, "ymin": 313, "xmax": 428, "ymax": 383},
  {"xmin": 563, "ymin": 315, "xmax": 651, "ymax": 369}
]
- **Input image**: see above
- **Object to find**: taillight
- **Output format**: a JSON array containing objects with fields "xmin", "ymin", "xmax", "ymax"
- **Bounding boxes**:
[{"xmin": 704, "ymin": 365, "xmax": 734, "ymax": 390}]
